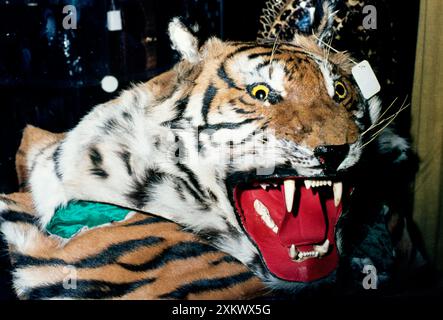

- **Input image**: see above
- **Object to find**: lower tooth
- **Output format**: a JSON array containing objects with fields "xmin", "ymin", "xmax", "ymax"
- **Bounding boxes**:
[
  {"xmin": 314, "ymin": 239, "xmax": 330, "ymax": 255},
  {"xmin": 253, "ymin": 199, "xmax": 278, "ymax": 232},
  {"xmin": 289, "ymin": 244, "xmax": 298, "ymax": 259}
]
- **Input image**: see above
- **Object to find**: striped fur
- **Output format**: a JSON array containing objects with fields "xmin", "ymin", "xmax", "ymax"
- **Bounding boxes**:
[{"xmin": 0, "ymin": 193, "xmax": 265, "ymax": 300}]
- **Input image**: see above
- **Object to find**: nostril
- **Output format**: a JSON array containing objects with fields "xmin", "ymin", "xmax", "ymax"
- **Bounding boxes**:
[{"xmin": 313, "ymin": 144, "xmax": 350, "ymax": 172}]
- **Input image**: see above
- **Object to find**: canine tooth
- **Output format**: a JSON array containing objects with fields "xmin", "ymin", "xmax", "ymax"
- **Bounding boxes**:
[
  {"xmin": 283, "ymin": 180, "xmax": 296, "ymax": 212},
  {"xmin": 260, "ymin": 184, "xmax": 268, "ymax": 190},
  {"xmin": 304, "ymin": 180, "xmax": 311, "ymax": 189},
  {"xmin": 333, "ymin": 182, "xmax": 343, "ymax": 207},
  {"xmin": 289, "ymin": 244, "xmax": 298, "ymax": 259},
  {"xmin": 314, "ymin": 239, "xmax": 330, "ymax": 255},
  {"xmin": 272, "ymin": 226, "xmax": 279, "ymax": 234}
]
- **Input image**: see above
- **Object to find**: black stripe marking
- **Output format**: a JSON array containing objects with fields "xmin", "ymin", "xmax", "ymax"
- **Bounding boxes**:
[
  {"xmin": 122, "ymin": 111, "xmax": 133, "ymax": 122},
  {"xmin": 117, "ymin": 150, "xmax": 132, "ymax": 176},
  {"xmin": 0, "ymin": 210, "xmax": 38, "ymax": 226},
  {"xmin": 248, "ymin": 51, "xmax": 274, "ymax": 60},
  {"xmin": 89, "ymin": 147, "xmax": 103, "ymax": 167},
  {"xmin": 175, "ymin": 177, "xmax": 209, "ymax": 209},
  {"xmin": 13, "ymin": 236, "xmax": 165, "ymax": 268},
  {"xmin": 90, "ymin": 167, "xmax": 109, "ymax": 178},
  {"xmin": 210, "ymin": 255, "xmax": 239, "ymax": 266},
  {"xmin": 225, "ymin": 44, "xmax": 258, "ymax": 60},
  {"xmin": 238, "ymin": 97, "xmax": 255, "ymax": 107},
  {"xmin": 204, "ymin": 117, "xmax": 262, "ymax": 131},
  {"xmin": 201, "ymin": 84, "xmax": 218, "ymax": 125},
  {"xmin": 126, "ymin": 169, "xmax": 166, "ymax": 208},
  {"xmin": 89, "ymin": 146, "xmax": 109, "ymax": 179},
  {"xmin": 102, "ymin": 118, "xmax": 121, "ymax": 135},
  {"xmin": 175, "ymin": 163, "xmax": 207, "ymax": 201},
  {"xmin": 28, "ymin": 141, "xmax": 59, "ymax": 174},
  {"xmin": 0, "ymin": 196, "xmax": 17, "ymax": 205},
  {"xmin": 232, "ymin": 107, "xmax": 255, "ymax": 115},
  {"xmin": 52, "ymin": 144, "xmax": 63, "ymax": 180},
  {"xmin": 256, "ymin": 61, "xmax": 270, "ymax": 71},
  {"xmin": 159, "ymin": 272, "xmax": 255, "ymax": 299},
  {"xmin": 26, "ymin": 278, "xmax": 155, "ymax": 300},
  {"xmin": 118, "ymin": 241, "xmax": 218, "ymax": 272},
  {"xmin": 162, "ymin": 96, "xmax": 190, "ymax": 127},
  {"xmin": 123, "ymin": 216, "xmax": 166, "ymax": 227},
  {"xmin": 217, "ymin": 64, "xmax": 240, "ymax": 89}
]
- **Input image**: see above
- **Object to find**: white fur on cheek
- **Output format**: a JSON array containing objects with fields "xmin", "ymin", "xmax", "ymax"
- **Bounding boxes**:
[
  {"xmin": 368, "ymin": 96, "xmax": 382, "ymax": 124},
  {"xmin": 168, "ymin": 18, "xmax": 200, "ymax": 64},
  {"xmin": 319, "ymin": 62, "xmax": 334, "ymax": 97}
]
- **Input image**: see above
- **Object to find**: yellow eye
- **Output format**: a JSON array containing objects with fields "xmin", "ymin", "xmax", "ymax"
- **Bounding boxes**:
[
  {"xmin": 251, "ymin": 84, "xmax": 270, "ymax": 101},
  {"xmin": 334, "ymin": 81, "xmax": 347, "ymax": 101}
]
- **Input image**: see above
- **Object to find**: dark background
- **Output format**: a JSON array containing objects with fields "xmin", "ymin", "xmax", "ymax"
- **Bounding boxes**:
[{"xmin": 0, "ymin": 0, "xmax": 420, "ymax": 299}]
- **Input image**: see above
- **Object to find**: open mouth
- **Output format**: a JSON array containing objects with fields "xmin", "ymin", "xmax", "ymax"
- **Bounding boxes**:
[{"xmin": 232, "ymin": 176, "xmax": 348, "ymax": 282}]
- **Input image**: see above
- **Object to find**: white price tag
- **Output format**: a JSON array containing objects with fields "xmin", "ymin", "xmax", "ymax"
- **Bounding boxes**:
[
  {"xmin": 352, "ymin": 60, "xmax": 381, "ymax": 99},
  {"xmin": 107, "ymin": 10, "xmax": 122, "ymax": 31}
]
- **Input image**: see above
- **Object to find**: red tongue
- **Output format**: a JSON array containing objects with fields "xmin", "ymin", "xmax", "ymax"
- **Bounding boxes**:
[{"xmin": 279, "ymin": 186, "xmax": 327, "ymax": 247}]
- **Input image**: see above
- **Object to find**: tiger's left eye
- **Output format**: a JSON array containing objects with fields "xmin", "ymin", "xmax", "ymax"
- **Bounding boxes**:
[
  {"xmin": 251, "ymin": 84, "xmax": 270, "ymax": 101},
  {"xmin": 334, "ymin": 81, "xmax": 347, "ymax": 101}
]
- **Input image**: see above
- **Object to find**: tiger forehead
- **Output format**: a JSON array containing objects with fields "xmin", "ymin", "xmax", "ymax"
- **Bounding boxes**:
[{"xmin": 218, "ymin": 45, "xmax": 335, "ymax": 90}]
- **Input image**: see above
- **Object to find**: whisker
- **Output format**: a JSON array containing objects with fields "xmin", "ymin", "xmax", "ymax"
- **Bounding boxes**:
[
  {"xmin": 361, "ymin": 97, "xmax": 399, "ymax": 134},
  {"xmin": 360, "ymin": 102, "xmax": 410, "ymax": 149},
  {"xmin": 269, "ymin": 33, "xmax": 280, "ymax": 78},
  {"xmin": 312, "ymin": 32, "xmax": 358, "ymax": 65},
  {"xmin": 361, "ymin": 96, "xmax": 406, "ymax": 136}
]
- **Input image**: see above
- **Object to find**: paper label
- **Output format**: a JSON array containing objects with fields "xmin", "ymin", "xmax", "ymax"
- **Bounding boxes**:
[{"xmin": 352, "ymin": 60, "xmax": 381, "ymax": 99}]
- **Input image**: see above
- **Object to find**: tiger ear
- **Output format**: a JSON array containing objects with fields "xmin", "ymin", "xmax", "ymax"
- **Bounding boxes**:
[
  {"xmin": 168, "ymin": 17, "xmax": 200, "ymax": 64},
  {"xmin": 257, "ymin": 0, "xmax": 335, "ymax": 44}
]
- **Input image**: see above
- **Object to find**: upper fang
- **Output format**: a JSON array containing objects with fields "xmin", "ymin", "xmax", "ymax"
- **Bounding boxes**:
[
  {"xmin": 333, "ymin": 182, "xmax": 343, "ymax": 207},
  {"xmin": 283, "ymin": 179, "xmax": 296, "ymax": 212}
]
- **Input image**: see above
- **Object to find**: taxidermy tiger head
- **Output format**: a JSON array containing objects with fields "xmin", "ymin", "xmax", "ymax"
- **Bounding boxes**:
[
  {"xmin": 23, "ymin": 1, "xmax": 407, "ymax": 294},
  {"xmin": 156, "ymin": 5, "xmax": 387, "ymax": 289}
]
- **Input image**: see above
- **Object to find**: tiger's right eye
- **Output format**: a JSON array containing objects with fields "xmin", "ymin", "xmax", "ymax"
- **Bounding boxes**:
[{"xmin": 251, "ymin": 84, "xmax": 270, "ymax": 101}]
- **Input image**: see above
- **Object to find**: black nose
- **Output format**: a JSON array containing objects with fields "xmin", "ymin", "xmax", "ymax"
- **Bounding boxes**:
[{"xmin": 313, "ymin": 144, "xmax": 350, "ymax": 173}]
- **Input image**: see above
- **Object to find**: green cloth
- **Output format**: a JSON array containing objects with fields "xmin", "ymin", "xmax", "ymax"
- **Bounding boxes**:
[{"xmin": 46, "ymin": 201, "xmax": 131, "ymax": 239}]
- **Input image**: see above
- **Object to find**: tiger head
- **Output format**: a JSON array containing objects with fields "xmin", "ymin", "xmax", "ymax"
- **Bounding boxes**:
[{"xmin": 156, "ymin": 12, "xmax": 382, "ymax": 289}]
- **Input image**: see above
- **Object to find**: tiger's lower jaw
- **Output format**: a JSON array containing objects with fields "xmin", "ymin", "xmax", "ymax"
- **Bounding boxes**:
[{"xmin": 229, "ymin": 176, "xmax": 350, "ymax": 283}]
